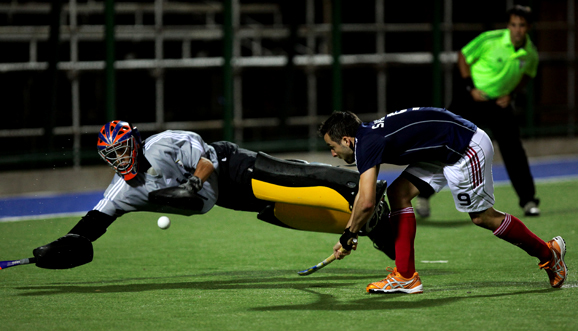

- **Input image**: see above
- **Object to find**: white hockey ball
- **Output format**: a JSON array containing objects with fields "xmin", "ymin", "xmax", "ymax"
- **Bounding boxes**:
[{"xmin": 157, "ymin": 216, "xmax": 171, "ymax": 230}]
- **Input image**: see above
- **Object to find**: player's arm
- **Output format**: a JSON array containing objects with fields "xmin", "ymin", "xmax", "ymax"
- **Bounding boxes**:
[
  {"xmin": 179, "ymin": 156, "xmax": 214, "ymax": 192},
  {"xmin": 348, "ymin": 166, "xmax": 378, "ymax": 232},
  {"xmin": 31, "ymin": 210, "xmax": 117, "ymax": 269},
  {"xmin": 193, "ymin": 157, "xmax": 214, "ymax": 182},
  {"xmin": 334, "ymin": 166, "xmax": 378, "ymax": 259},
  {"xmin": 457, "ymin": 51, "xmax": 471, "ymax": 79},
  {"xmin": 458, "ymin": 51, "xmax": 487, "ymax": 102},
  {"xmin": 176, "ymin": 132, "xmax": 217, "ymax": 192}
]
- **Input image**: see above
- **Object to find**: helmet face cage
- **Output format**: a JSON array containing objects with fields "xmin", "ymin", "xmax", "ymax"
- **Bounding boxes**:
[
  {"xmin": 97, "ymin": 121, "xmax": 142, "ymax": 180},
  {"xmin": 100, "ymin": 138, "xmax": 135, "ymax": 172}
]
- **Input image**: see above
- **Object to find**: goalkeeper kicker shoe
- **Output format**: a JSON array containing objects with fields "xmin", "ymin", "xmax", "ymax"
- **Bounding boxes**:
[
  {"xmin": 539, "ymin": 236, "xmax": 567, "ymax": 288},
  {"xmin": 366, "ymin": 267, "xmax": 423, "ymax": 294}
]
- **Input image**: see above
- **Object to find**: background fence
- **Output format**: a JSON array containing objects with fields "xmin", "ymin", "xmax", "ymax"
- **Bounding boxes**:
[{"xmin": 0, "ymin": 0, "xmax": 576, "ymax": 171}]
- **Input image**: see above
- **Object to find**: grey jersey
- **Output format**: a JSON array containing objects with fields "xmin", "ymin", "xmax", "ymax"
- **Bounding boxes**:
[{"xmin": 93, "ymin": 130, "xmax": 220, "ymax": 217}]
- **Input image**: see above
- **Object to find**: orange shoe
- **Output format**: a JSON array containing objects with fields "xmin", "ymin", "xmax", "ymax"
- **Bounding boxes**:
[
  {"xmin": 539, "ymin": 236, "xmax": 567, "ymax": 288},
  {"xmin": 366, "ymin": 267, "xmax": 423, "ymax": 294}
]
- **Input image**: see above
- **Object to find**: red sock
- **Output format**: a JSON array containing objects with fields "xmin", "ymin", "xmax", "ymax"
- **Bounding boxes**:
[
  {"xmin": 390, "ymin": 207, "xmax": 416, "ymax": 278},
  {"xmin": 493, "ymin": 214, "xmax": 551, "ymax": 263}
]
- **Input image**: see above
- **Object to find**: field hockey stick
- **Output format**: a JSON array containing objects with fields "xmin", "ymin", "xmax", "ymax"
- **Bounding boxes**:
[
  {"xmin": 0, "ymin": 258, "xmax": 36, "ymax": 270},
  {"xmin": 297, "ymin": 250, "xmax": 340, "ymax": 276},
  {"xmin": 297, "ymin": 241, "xmax": 355, "ymax": 276}
]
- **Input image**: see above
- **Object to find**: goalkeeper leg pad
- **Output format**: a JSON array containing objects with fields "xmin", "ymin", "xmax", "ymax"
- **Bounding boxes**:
[
  {"xmin": 252, "ymin": 152, "xmax": 359, "ymax": 213},
  {"xmin": 68, "ymin": 210, "xmax": 116, "ymax": 242},
  {"xmin": 272, "ymin": 203, "xmax": 350, "ymax": 234}
]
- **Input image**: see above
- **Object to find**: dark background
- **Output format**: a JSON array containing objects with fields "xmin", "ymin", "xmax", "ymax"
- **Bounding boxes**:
[{"xmin": 0, "ymin": 0, "xmax": 576, "ymax": 170}]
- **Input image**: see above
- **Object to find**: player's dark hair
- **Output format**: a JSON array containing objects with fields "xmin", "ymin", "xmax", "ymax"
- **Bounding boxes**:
[
  {"xmin": 507, "ymin": 5, "xmax": 533, "ymax": 24},
  {"xmin": 318, "ymin": 111, "xmax": 362, "ymax": 143}
]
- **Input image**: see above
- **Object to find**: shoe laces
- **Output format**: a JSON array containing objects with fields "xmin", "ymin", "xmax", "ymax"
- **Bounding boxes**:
[
  {"xmin": 384, "ymin": 266, "xmax": 398, "ymax": 279},
  {"xmin": 539, "ymin": 260, "xmax": 550, "ymax": 270},
  {"xmin": 539, "ymin": 246, "xmax": 563, "ymax": 273},
  {"xmin": 371, "ymin": 267, "xmax": 397, "ymax": 284},
  {"xmin": 550, "ymin": 253, "xmax": 564, "ymax": 273}
]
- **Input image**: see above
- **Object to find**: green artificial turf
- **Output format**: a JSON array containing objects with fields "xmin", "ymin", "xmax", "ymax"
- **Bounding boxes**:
[{"xmin": 1, "ymin": 180, "xmax": 577, "ymax": 330}]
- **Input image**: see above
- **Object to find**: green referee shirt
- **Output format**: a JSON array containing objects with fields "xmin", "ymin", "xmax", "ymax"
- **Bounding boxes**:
[{"xmin": 462, "ymin": 29, "xmax": 538, "ymax": 99}]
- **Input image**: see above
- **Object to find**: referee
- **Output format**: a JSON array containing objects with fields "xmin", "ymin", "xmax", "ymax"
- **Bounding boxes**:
[{"xmin": 416, "ymin": 5, "xmax": 540, "ymax": 217}]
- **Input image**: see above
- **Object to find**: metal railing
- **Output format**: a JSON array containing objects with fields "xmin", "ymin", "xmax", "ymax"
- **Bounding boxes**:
[{"xmin": 0, "ymin": 0, "xmax": 576, "ymax": 168}]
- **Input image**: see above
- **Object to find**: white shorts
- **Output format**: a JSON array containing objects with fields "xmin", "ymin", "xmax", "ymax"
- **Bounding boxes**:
[{"xmin": 404, "ymin": 128, "xmax": 495, "ymax": 213}]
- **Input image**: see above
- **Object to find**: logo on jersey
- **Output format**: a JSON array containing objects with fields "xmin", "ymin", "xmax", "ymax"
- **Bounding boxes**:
[
  {"xmin": 386, "ymin": 108, "xmax": 411, "ymax": 117},
  {"xmin": 372, "ymin": 117, "xmax": 385, "ymax": 129}
]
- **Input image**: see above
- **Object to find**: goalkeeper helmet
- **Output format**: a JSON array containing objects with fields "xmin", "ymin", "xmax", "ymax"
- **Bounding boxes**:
[{"xmin": 97, "ymin": 120, "xmax": 142, "ymax": 181}]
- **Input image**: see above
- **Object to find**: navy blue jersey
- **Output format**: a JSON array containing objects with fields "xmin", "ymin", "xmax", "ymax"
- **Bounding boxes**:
[{"xmin": 355, "ymin": 107, "xmax": 477, "ymax": 175}]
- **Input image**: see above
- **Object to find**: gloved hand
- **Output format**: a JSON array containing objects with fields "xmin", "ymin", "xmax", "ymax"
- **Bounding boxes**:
[
  {"xmin": 33, "ymin": 234, "xmax": 94, "ymax": 269},
  {"xmin": 339, "ymin": 227, "xmax": 358, "ymax": 251},
  {"xmin": 178, "ymin": 175, "xmax": 203, "ymax": 193}
]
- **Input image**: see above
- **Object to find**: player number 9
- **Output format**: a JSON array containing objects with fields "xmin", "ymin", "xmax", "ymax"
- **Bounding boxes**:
[{"xmin": 457, "ymin": 193, "xmax": 471, "ymax": 206}]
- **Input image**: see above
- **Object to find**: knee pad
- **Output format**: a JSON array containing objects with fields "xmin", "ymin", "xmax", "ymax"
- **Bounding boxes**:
[{"xmin": 251, "ymin": 152, "xmax": 359, "ymax": 213}]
